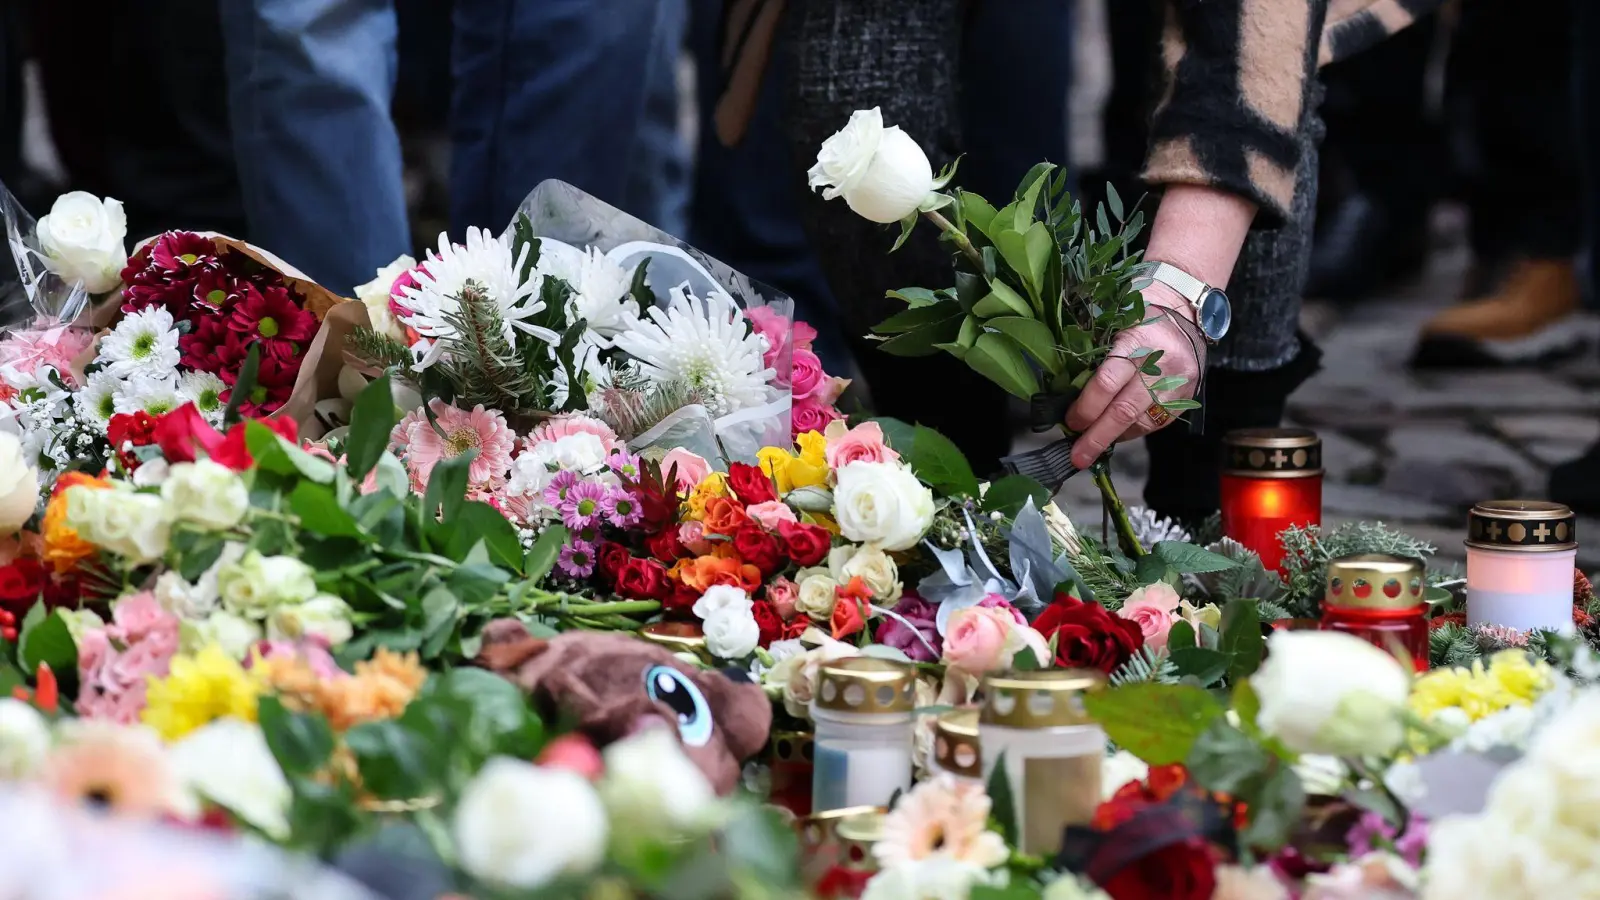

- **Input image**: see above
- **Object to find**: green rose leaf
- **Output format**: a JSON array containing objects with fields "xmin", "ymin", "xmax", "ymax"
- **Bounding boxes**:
[
  {"xmin": 442, "ymin": 501, "xmax": 526, "ymax": 573},
  {"xmin": 985, "ymin": 750, "xmax": 1019, "ymax": 846},
  {"xmin": 288, "ymin": 480, "xmax": 365, "ymax": 540},
  {"xmin": 1167, "ymin": 647, "xmax": 1231, "ymax": 687},
  {"xmin": 1082, "ymin": 683, "xmax": 1225, "ymax": 765},
  {"xmin": 259, "ymin": 695, "xmax": 335, "ymax": 777},
  {"xmin": 1167, "ymin": 619, "xmax": 1197, "ymax": 652},
  {"xmin": 1153, "ymin": 541, "xmax": 1240, "ymax": 574},
  {"xmin": 345, "ymin": 719, "xmax": 435, "ymax": 800},
  {"xmin": 1219, "ymin": 599, "xmax": 1265, "ymax": 682},
  {"xmin": 245, "ymin": 421, "xmax": 336, "ymax": 484},
  {"xmin": 345, "ymin": 373, "xmax": 398, "ymax": 481},
  {"xmin": 1186, "ymin": 719, "xmax": 1270, "ymax": 795},
  {"xmin": 965, "ymin": 331, "xmax": 1041, "ymax": 400},
  {"xmin": 1241, "ymin": 764, "xmax": 1306, "ymax": 851},
  {"xmin": 979, "ymin": 474, "xmax": 1050, "ymax": 517},
  {"xmin": 906, "ymin": 425, "xmax": 980, "ymax": 498},
  {"xmin": 18, "ymin": 606, "xmax": 76, "ymax": 677}
]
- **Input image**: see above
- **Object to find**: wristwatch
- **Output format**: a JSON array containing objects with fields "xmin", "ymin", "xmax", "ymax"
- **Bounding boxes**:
[{"xmin": 1145, "ymin": 261, "xmax": 1232, "ymax": 342}]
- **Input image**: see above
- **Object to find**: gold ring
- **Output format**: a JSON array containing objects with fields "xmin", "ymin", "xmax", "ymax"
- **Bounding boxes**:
[{"xmin": 1146, "ymin": 403, "xmax": 1174, "ymax": 426}]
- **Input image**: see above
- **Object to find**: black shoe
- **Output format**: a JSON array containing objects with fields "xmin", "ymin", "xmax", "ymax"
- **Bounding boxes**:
[
  {"xmin": 1307, "ymin": 193, "xmax": 1429, "ymax": 300},
  {"xmin": 1551, "ymin": 440, "xmax": 1600, "ymax": 516}
]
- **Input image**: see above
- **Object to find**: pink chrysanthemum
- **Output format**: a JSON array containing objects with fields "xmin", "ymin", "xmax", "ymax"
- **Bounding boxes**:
[
  {"xmin": 527, "ymin": 414, "xmax": 621, "ymax": 452},
  {"xmin": 542, "ymin": 469, "xmax": 582, "ymax": 508},
  {"xmin": 557, "ymin": 540, "xmax": 597, "ymax": 578},
  {"xmin": 399, "ymin": 400, "xmax": 516, "ymax": 491},
  {"xmin": 603, "ymin": 485, "xmax": 644, "ymax": 529},
  {"xmin": 607, "ymin": 449, "xmax": 642, "ymax": 480},
  {"xmin": 560, "ymin": 480, "xmax": 609, "ymax": 529}
]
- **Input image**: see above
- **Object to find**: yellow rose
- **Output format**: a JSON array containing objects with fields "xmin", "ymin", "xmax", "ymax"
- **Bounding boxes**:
[
  {"xmin": 787, "ymin": 453, "xmax": 830, "ymax": 490},
  {"xmin": 796, "ymin": 431, "xmax": 827, "ymax": 467},
  {"xmin": 758, "ymin": 447, "xmax": 797, "ymax": 494},
  {"xmin": 803, "ymin": 512, "xmax": 841, "ymax": 535}
]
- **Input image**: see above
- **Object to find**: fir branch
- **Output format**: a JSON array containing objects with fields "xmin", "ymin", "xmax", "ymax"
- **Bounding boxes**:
[
  {"xmin": 1278, "ymin": 522, "xmax": 1439, "ymax": 618},
  {"xmin": 437, "ymin": 280, "xmax": 548, "ymax": 411},
  {"xmin": 1110, "ymin": 645, "xmax": 1178, "ymax": 686},
  {"xmin": 346, "ymin": 326, "xmax": 413, "ymax": 371},
  {"xmin": 596, "ymin": 378, "xmax": 704, "ymax": 441}
]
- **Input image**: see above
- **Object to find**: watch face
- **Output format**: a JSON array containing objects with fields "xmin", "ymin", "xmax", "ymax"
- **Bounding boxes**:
[{"xmin": 1198, "ymin": 288, "xmax": 1231, "ymax": 341}]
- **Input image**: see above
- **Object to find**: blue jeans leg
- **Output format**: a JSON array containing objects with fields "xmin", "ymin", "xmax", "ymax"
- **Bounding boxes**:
[
  {"xmin": 217, "ymin": 0, "xmax": 410, "ymax": 295},
  {"xmin": 450, "ymin": 0, "xmax": 677, "ymax": 233}
]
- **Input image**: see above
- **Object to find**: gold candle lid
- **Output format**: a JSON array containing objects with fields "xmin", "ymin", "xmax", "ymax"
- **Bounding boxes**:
[
  {"xmin": 1467, "ymin": 500, "xmax": 1577, "ymax": 552},
  {"xmin": 799, "ymin": 805, "xmax": 884, "ymax": 848},
  {"xmin": 834, "ymin": 810, "xmax": 886, "ymax": 870},
  {"xmin": 980, "ymin": 669, "xmax": 1106, "ymax": 729},
  {"xmin": 933, "ymin": 708, "xmax": 983, "ymax": 779},
  {"xmin": 1325, "ymin": 554, "xmax": 1426, "ymax": 610},
  {"xmin": 638, "ymin": 621, "xmax": 710, "ymax": 661},
  {"xmin": 769, "ymin": 730, "xmax": 814, "ymax": 764},
  {"xmin": 1221, "ymin": 428, "xmax": 1323, "ymax": 479},
  {"xmin": 815, "ymin": 657, "xmax": 916, "ymax": 714}
]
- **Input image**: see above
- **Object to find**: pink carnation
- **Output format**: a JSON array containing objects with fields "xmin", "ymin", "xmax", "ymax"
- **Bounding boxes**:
[
  {"xmin": 75, "ymin": 592, "xmax": 181, "ymax": 724},
  {"xmin": 1116, "ymin": 582, "xmax": 1182, "ymax": 651},
  {"xmin": 527, "ymin": 414, "xmax": 621, "ymax": 452},
  {"xmin": 395, "ymin": 400, "xmax": 516, "ymax": 491},
  {"xmin": 823, "ymin": 420, "xmax": 900, "ymax": 469},
  {"xmin": 745, "ymin": 500, "xmax": 798, "ymax": 531}
]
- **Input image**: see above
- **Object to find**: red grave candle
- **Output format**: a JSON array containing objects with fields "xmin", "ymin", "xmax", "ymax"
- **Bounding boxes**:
[
  {"xmin": 1319, "ymin": 553, "xmax": 1429, "ymax": 671},
  {"xmin": 1220, "ymin": 428, "xmax": 1323, "ymax": 572}
]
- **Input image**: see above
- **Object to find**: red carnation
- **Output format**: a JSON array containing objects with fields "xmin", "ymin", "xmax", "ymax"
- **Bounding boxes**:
[
  {"xmin": 732, "ymin": 526, "xmax": 784, "ymax": 577},
  {"xmin": 616, "ymin": 558, "xmax": 670, "ymax": 602},
  {"xmin": 0, "ymin": 558, "xmax": 49, "ymax": 616},
  {"xmin": 154, "ymin": 403, "xmax": 226, "ymax": 463},
  {"xmin": 107, "ymin": 411, "xmax": 159, "ymax": 471},
  {"xmin": 777, "ymin": 520, "xmax": 831, "ymax": 568},
  {"xmin": 1033, "ymin": 590, "xmax": 1144, "ymax": 674},
  {"xmin": 752, "ymin": 598, "xmax": 785, "ymax": 648},
  {"xmin": 726, "ymin": 462, "xmax": 777, "ymax": 505}
]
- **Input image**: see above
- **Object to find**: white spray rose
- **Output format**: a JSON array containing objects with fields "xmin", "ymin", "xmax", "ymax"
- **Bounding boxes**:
[
  {"xmin": 267, "ymin": 593, "xmax": 354, "ymax": 647},
  {"xmin": 169, "ymin": 718, "xmax": 290, "ymax": 839},
  {"xmin": 0, "ymin": 432, "xmax": 38, "ymax": 533},
  {"xmin": 832, "ymin": 461, "xmax": 935, "ymax": 551},
  {"xmin": 64, "ymin": 484, "xmax": 170, "ymax": 562},
  {"xmin": 838, "ymin": 544, "xmax": 902, "ymax": 605},
  {"xmin": 216, "ymin": 550, "xmax": 319, "ymax": 619},
  {"xmin": 162, "ymin": 459, "xmax": 249, "ymax": 530},
  {"xmin": 860, "ymin": 858, "xmax": 994, "ymax": 900},
  {"xmin": 181, "ymin": 610, "xmax": 262, "ymax": 658},
  {"xmin": 353, "ymin": 254, "xmax": 416, "ymax": 342},
  {"xmin": 692, "ymin": 584, "xmax": 752, "ymax": 620},
  {"xmin": 599, "ymin": 727, "xmax": 718, "ymax": 836},
  {"xmin": 0, "ymin": 698, "xmax": 51, "ymax": 779},
  {"xmin": 1252, "ymin": 631, "xmax": 1411, "ymax": 756},
  {"xmin": 454, "ymin": 757, "xmax": 608, "ymax": 889},
  {"xmin": 809, "ymin": 108, "xmax": 938, "ymax": 224},
  {"xmin": 36, "ymin": 192, "xmax": 128, "ymax": 294},
  {"xmin": 703, "ymin": 605, "xmax": 760, "ymax": 660}
]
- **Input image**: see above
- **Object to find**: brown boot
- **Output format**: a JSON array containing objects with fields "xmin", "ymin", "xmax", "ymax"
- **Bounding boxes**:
[{"xmin": 1411, "ymin": 258, "xmax": 1597, "ymax": 368}]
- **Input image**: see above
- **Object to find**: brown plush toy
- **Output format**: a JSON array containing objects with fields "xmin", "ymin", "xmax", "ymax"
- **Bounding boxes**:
[{"xmin": 477, "ymin": 620, "xmax": 772, "ymax": 795}]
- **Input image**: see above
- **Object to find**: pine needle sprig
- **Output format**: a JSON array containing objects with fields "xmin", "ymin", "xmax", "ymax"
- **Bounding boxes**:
[
  {"xmin": 346, "ymin": 326, "xmax": 414, "ymax": 372},
  {"xmin": 437, "ymin": 280, "xmax": 547, "ymax": 411}
]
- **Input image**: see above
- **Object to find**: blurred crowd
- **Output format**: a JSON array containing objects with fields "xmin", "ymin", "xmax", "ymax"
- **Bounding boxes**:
[{"xmin": 3, "ymin": 0, "xmax": 1598, "ymax": 505}]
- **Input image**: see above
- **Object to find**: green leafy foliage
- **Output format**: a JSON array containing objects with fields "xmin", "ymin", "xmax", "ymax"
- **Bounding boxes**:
[
  {"xmin": 980, "ymin": 474, "xmax": 1050, "ymax": 517},
  {"xmin": 345, "ymin": 373, "xmax": 398, "ymax": 480},
  {"xmin": 17, "ymin": 605, "xmax": 75, "ymax": 676},
  {"xmin": 1083, "ymin": 683, "xmax": 1224, "ymax": 764},
  {"xmin": 1279, "ymin": 523, "xmax": 1439, "ymax": 618}
]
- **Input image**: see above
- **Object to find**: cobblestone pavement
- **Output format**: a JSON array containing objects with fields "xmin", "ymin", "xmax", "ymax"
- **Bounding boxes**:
[{"xmin": 1032, "ymin": 220, "xmax": 1600, "ymax": 571}]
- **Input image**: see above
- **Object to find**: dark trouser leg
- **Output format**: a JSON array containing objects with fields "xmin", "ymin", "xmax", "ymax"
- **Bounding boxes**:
[{"xmin": 960, "ymin": 0, "xmax": 1074, "ymax": 200}]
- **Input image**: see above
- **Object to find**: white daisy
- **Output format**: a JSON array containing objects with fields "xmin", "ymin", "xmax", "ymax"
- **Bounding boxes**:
[
  {"xmin": 178, "ymin": 370, "xmax": 228, "ymax": 423},
  {"xmin": 74, "ymin": 370, "xmax": 123, "ymax": 429},
  {"xmin": 538, "ymin": 245, "xmax": 639, "ymax": 340},
  {"xmin": 398, "ymin": 228, "xmax": 559, "ymax": 369},
  {"xmin": 611, "ymin": 285, "xmax": 774, "ymax": 417},
  {"xmin": 98, "ymin": 307, "xmax": 181, "ymax": 379},
  {"xmin": 113, "ymin": 372, "xmax": 181, "ymax": 417}
]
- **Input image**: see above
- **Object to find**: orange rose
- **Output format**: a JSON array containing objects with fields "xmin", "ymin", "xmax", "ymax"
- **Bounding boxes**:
[
  {"xmin": 701, "ymin": 496, "xmax": 748, "ymax": 537},
  {"xmin": 679, "ymin": 554, "xmax": 761, "ymax": 593},
  {"xmin": 42, "ymin": 472, "xmax": 109, "ymax": 574}
]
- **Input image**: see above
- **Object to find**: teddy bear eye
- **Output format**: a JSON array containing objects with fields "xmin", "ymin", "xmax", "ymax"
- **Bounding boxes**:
[{"xmin": 644, "ymin": 666, "xmax": 713, "ymax": 747}]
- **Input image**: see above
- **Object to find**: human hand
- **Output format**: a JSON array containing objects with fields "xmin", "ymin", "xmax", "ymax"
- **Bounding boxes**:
[{"xmin": 1064, "ymin": 282, "xmax": 1205, "ymax": 470}]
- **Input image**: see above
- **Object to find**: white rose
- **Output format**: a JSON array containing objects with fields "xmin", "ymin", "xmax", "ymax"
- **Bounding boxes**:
[
  {"xmin": 454, "ymin": 757, "xmax": 608, "ymax": 889},
  {"xmin": 36, "ymin": 192, "xmax": 128, "ymax": 294},
  {"xmin": 1252, "ymin": 631, "xmax": 1410, "ymax": 756},
  {"xmin": 216, "ymin": 550, "xmax": 319, "ymax": 619},
  {"xmin": 353, "ymin": 254, "xmax": 416, "ymax": 342},
  {"xmin": 839, "ymin": 544, "xmax": 902, "ymax": 605},
  {"xmin": 809, "ymin": 108, "xmax": 938, "ymax": 224},
  {"xmin": 181, "ymin": 611, "xmax": 262, "ymax": 658},
  {"xmin": 832, "ymin": 461, "xmax": 935, "ymax": 551},
  {"xmin": 162, "ymin": 459, "xmax": 249, "ymax": 530},
  {"xmin": 795, "ymin": 569, "xmax": 839, "ymax": 623},
  {"xmin": 267, "ymin": 593, "xmax": 354, "ymax": 647},
  {"xmin": 65, "ymin": 485, "xmax": 170, "ymax": 563},
  {"xmin": 169, "ymin": 718, "xmax": 290, "ymax": 839},
  {"xmin": 860, "ymin": 858, "xmax": 993, "ymax": 900},
  {"xmin": 154, "ymin": 571, "xmax": 217, "ymax": 620},
  {"xmin": 1041, "ymin": 875, "xmax": 1112, "ymax": 900},
  {"xmin": 599, "ymin": 727, "xmax": 718, "ymax": 837},
  {"xmin": 692, "ymin": 584, "xmax": 752, "ymax": 621},
  {"xmin": 0, "ymin": 698, "xmax": 51, "ymax": 779},
  {"xmin": 703, "ymin": 605, "xmax": 760, "ymax": 660},
  {"xmin": 0, "ymin": 432, "xmax": 38, "ymax": 533}
]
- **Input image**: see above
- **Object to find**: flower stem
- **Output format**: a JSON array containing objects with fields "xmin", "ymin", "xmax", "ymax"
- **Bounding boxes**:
[
  {"xmin": 557, "ymin": 601, "xmax": 661, "ymax": 617},
  {"xmin": 1090, "ymin": 457, "xmax": 1146, "ymax": 559},
  {"xmin": 922, "ymin": 210, "xmax": 985, "ymax": 271}
]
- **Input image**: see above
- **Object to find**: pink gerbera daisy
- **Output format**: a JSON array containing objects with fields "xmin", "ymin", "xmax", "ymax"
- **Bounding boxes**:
[
  {"xmin": 400, "ymin": 400, "xmax": 516, "ymax": 491},
  {"xmin": 527, "ymin": 414, "xmax": 620, "ymax": 452}
]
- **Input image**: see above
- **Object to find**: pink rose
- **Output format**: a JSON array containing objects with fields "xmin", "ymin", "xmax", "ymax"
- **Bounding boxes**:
[
  {"xmin": 661, "ymin": 448, "xmax": 711, "ymax": 493},
  {"xmin": 388, "ymin": 262, "xmax": 428, "ymax": 318},
  {"xmin": 823, "ymin": 420, "xmax": 900, "ymax": 470},
  {"xmin": 790, "ymin": 349, "xmax": 826, "ymax": 400},
  {"xmin": 745, "ymin": 499, "xmax": 798, "ymax": 531},
  {"xmin": 1116, "ymin": 582, "xmax": 1182, "ymax": 651},
  {"xmin": 766, "ymin": 576, "xmax": 801, "ymax": 621},
  {"xmin": 977, "ymin": 593, "xmax": 1027, "ymax": 626},
  {"xmin": 747, "ymin": 307, "xmax": 794, "ymax": 375},
  {"xmin": 536, "ymin": 733, "xmax": 606, "ymax": 781},
  {"xmin": 942, "ymin": 607, "xmax": 1019, "ymax": 674},
  {"xmin": 678, "ymin": 520, "xmax": 715, "ymax": 556},
  {"xmin": 791, "ymin": 399, "xmax": 841, "ymax": 438},
  {"xmin": 816, "ymin": 375, "xmax": 851, "ymax": 407}
]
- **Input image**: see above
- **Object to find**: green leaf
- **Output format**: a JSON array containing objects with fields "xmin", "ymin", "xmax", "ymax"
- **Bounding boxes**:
[
  {"xmin": 890, "ymin": 214, "xmax": 917, "ymax": 252},
  {"xmin": 345, "ymin": 719, "xmax": 434, "ymax": 800},
  {"xmin": 1241, "ymin": 764, "xmax": 1305, "ymax": 851},
  {"xmin": 871, "ymin": 417, "xmax": 917, "ymax": 456},
  {"xmin": 965, "ymin": 332, "xmax": 1041, "ymax": 400},
  {"xmin": 1233, "ymin": 679, "xmax": 1262, "ymax": 732},
  {"xmin": 1133, "ymin": 553, "xmax": 1171, "ymax": 586},
  {"xmin": 1011, "ymin": 648, "xmax": 1042, "ymax": 671},
  {"xmin": 960, "ymin": 191, "xmax": 999, "ymax": 237},
  {"xmin": 1148, "ymin": 375, "xmax": 1187, "ymax": 394},
  {"xmin": 524, "ymin": 524, "xmax": 569, "ymax": 584},
  {"xmin": 1161, "ymin": 399, "xmax": 1203, "ymax": 412},
  {"xmin": 1343, "ymin": 783, "xmax": 1402, "ymax": 826},
  {"xmin": 1106, "ymin": 181, "xmax": 1125, "ymax": 222},
  {"xmin": 985, "ymin": 316, "xmax": 1061, "ymax": 374},
  {"xmin": 875, "ymin": 299, "xmax": 955, "ymax": 334},
  {"xmin": 876, "ymin": 312, "xmax": 964, "ymax": 356},
  {"xmin": 288, "ymin": 481, "xmax": 364, "ymax": 539},
  {"xmin": 345, "ymin": 373, "xmax": 397, "ymax": 481},
  {"xmin": 985, "ymin": 750, "xmax": 1019, "ymax": 846},
  {"xmin": 18, "ymin": 607, "xmax": 75, "ymax": 676},
  {"xmin": 245, "ymin": 421, "xmax": 336, "ymax": 484},
  {"xmin": 1023, "ymin": 222, "xmax": 1053, "ymax": 292},
  {"xmin": 994, "ymin": 229, "xmax": 1042, "ymax": 303},
  {"xmin": 1168, "ymin": 647, "xmax": 1230, "ymax": 686},
  {"xmin": 971, "ymin": 283, "xmax": 1033, "ymax": 318},
  {"xmin": 1013, "ymin": 164, "xmax": 1054, "ymax": 231},
  {"xmin": 422, "ymin": 449, "xmax": 475, "ymax": 526},
  {"xmin": 905, "ymin": 425, "xmax": 981, "ymax": 498},
  {"xmin": 1186, "ymin": 720, "xmax": 1269, "ymax": 795},
  {"xmin": 1219, "ymin": 599, "xmax": 1265, "ymax": 682},
  {"xmin": 428, "ymin": 667, "xmax": 544, "ymax": 757},
  {"xmin": 1167, "ymin": 620, "xmax": 1197, "ymax": 652},
  {"xmin": 1082, "ymin": 683, "xmax": 1225, "ymax": 765},
  {"xmin": 443, "ymin": 502, "xmax": 526, "ymax": 573},
  {"xmin": 1153, "ymin": 541, "xmax": 1239, "ymax": 574},
  {"xmin": 979, "ymin": 474, "xmax": 1050, "ymax": 517},
  {"xmin": 221, "ymin": 344, "xmax": 261, "ymax": 428},
  {"xmin": 259, "ymin": 696, "xmax": 335, "ymax": 776}
]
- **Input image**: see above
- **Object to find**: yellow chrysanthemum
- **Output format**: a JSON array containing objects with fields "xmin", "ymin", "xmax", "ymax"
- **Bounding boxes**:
[
  {"xmin": 1408, "ymin": 651, "xmax": 1552, "ymax": 725},
  {"xmin": 758, "ymin": 446, "xmax": 798, "ymax": 495},
  {"xmin": 142, "ymin": 644, "xmax": 264, "ymax": 741}
]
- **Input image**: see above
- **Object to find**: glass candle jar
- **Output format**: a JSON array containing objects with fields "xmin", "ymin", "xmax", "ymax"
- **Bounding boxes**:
[
  {"xmin": 811, "ymin": 657, "xmax": 915, "ymax": 813},
  {"xmin": 931, "ymin": 708, "xmax": 984, "ymax": 785},
  {"xmin": 978, "ymin": 669, "xmax": 1107, "ymax": 856},
  {"xmin": 1220, "ymin": 428, "xmax": 1323, "ymax": 573},
  {"xmin": 768, "ymin": 730, "xmax": 815, "ymax": 817},
  {"xmin": 1466, "ymin": 500, "xmax": 1578, "ymax": 633},
  {"xmin": 1320, "ymin": 554, "xmax": 1430, "ymax": 671}
]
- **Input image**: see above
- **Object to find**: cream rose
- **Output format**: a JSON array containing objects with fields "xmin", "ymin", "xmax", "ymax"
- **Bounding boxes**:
[
  {"xmin": 795, "ymin": 569, "xmax": 840, "ymax": 623},
  {"xmin": 838, "ymin": 544, "xmax": 902, "ymax": 605},
  {"xmin": 599, "ymin": 727, "xmax": 719, "ymax": 837},
  {"xmin": 809, "ymin": 108, "xmax": 938, "ymax": 224},
  {"xmin": 455, "ymin": 757, "xmax": 608, "ymax": 889},
  {"xmin": 216, "ymin": 551, "xmax": 319, "ymax": 619},
  {"xmin": 0, "ymin": 432, "xmax": 38, "ymax": 533},
  {"xmin": 267, "ymin": 593, "xmax": 354, "ymax": 647},
  {"xmin": 36, "ymin": 191, "xmax": 128, "ymax": 294},
  {"xmin": 781, "ymin": 639, "xmax": 860, "ymax": 719},
  {"xmin": 1252, "ymin": 631, "xmax": 1411, "ymax": 756},
  {"xmin": 162, "ymin": 459, "xmax": 249, "ymax": 530},
  {"xmin": 703, "ymin": 604, "xmax": 760, "ymax": 660},
  {"xmin": 64, "ymin": 485, "xmax": 170, "ymax": 563},
  {"xmin": 353, "ymin": 254, "xmax": 417, "ymax": 341},
  {"xmin": 0, "ymin": 698, "xmax": 50, "ymax": 779},
  {"xmin": 181, "ymin": 611, "xmax": 262, "ymax": 659},
  {"xmin": 832, "ymin": 460, "xmax": 935, "ymax": 552}
]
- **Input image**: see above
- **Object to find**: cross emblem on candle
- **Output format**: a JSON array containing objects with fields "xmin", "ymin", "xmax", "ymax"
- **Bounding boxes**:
[
  {"xmin": 1534, "ymin": 523, "xmax": 1551, "ymax": 541},
  {"xmin": 1269, "ymin": 450, "xmax": 1289, "ymax": 467},
  {"xmin": 1486, "ymin": 521, "xmax": 1503, "ymax": 541}
]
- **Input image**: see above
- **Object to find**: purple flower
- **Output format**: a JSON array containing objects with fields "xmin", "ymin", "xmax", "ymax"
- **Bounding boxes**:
[
  {"xmin": 559, "ymin": 480, "xmax": 609, "ymax": 529},
  {"xmin": 1347, "ymin": 811, "xmax": 1428, "ymax": 868},
  {"xmin": 608, "ymin": 449, "xmax": 641, "ymax": 480},
  {"xmin": 557, "ymin": 539, "xmax": 597, "ymax": 578},
  {"xmin": 604, "ymin": 485, "xmax": 644, "ymax": 529},
  {"xmin": 543, "ymin": 469, "xmax": 581, "ymax": 508},
  {"xmin": 876, "ymin": 593, "xmax": 942, "ymax": 662}
]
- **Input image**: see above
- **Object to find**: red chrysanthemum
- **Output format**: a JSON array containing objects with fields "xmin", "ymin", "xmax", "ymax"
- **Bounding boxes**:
[{"xmin": 227, "ymin": 283, "xmax": 316, "ymax": 357}]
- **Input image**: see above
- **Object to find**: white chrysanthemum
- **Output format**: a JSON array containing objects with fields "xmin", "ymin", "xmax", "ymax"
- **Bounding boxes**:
[
  {"xmin": 1127, "ymin": 505, "xmax": 1192, "ymax": 547},
  {"xmin": 398, "ymin": 228, "xmax": 559, "ymax": 369},
  {"xmin": 610, "ymin": 285, "xmax": 774, "ymax": 417},
  {"xmin": 178, "ymin": 370, "xmax": 228, "ymax": 423},
  {"xmin": 99, "ymin": 307, "xmax": 181, "ymax": 379},
  {"xmin": 113, "ymin": 372, "xmax": 181, "ymax": 417},
  {"xmin": 538, "ymin": 245, "xmax": 639, "ymax": 340},
  {"xmin": 74, "ymin": 370, "xmax": 123, "ymax": 428}
]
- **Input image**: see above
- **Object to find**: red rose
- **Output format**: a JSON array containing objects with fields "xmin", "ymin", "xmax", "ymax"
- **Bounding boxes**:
[
  {"xmin": 778, "ymin": 521, "xmax": 831, "ymax": 568},
  {"xmin": 663, "ymin": 581, "xmax": 701, "ymax": 615},
  {"xmin": 726, "ymin": 462, "xmax": 778, "ymax": 505},
  {"xmin": 732, "ymin": 526, "xmax": 783, "ymax": 577},
  {"xmin": 645, "ymin": 528, "xmax": 686, "ymax": 564},
  {"xmin": 1098, "ymin": 838, "xmax": 1217, "ymax": 900},
  {"xmin": 1033, "ymin": 590, "xmax": 1144, "ymax": 674},
  {"xmin": 0, "ymin": 559, "xmax": 48, "ymax": 616},
  {"xmin": 596, "ymin": 542, "xmax": 631, "ymax": 583},
  {"xmin": 154, "ymin": 403, "xmax": 225, "ymax": 463},
  {"xmin": 616, "ymin": 558, "xmax": 670, "ymax": 602},
  {"xmin": 752, "ymin": 599, "xmax": 785, "ymax": 648}
]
